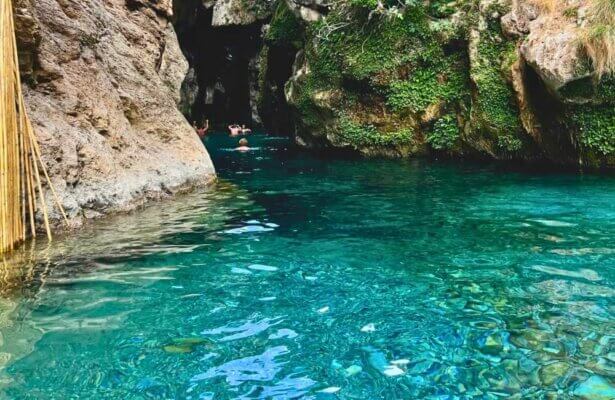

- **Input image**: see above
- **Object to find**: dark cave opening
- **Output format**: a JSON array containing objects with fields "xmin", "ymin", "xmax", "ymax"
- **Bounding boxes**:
[
  {"xmin": 522, "ymin": 63, "xmax": 579, "ymax": 162},
  {"xmin": 173, "ymin": 1, "xmax": 264, "ymax": 128}
]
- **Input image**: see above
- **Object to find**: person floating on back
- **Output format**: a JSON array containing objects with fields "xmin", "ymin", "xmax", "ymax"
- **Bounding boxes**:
[{"xmin": 236, "ymin": 138, "xmax": 250, "ymax": 152}]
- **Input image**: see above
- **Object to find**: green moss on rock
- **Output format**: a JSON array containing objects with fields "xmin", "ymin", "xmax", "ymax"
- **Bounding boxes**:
[
  {"xmin": 337, "ymin": 116, "xmax": 414, "ymax": 148},
  {"xmin": 472, "ymin": 28, "xmax": 521, "ymax": 135},
  {"xmin": 559, "ymin": 77, "xmax": 595, "ymax": 100},
  {"xmin": 266, "ymin": 0, "xmax": 305, "ymax": 49},
  {"xmin": 596, "ymin": 77, "xmax": 615, "ymax": 103}
]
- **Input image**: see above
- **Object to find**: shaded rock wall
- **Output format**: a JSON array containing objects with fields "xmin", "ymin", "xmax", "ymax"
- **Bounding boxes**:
[
  {"xmin": 173, "ymin": 0, "xmax": 274, "ymax": 127},
  {"xmin": 14, "ymin": 0, "xmax": 215, "ymax": 225},
  {"xmin": 256, "ymin": 0, "xmax": 306, "ymax": 133}
]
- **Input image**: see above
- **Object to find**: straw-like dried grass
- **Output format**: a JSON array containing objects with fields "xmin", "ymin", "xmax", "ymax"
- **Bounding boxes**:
[
  {"xmin": 1, "ymin": 0, "xmax": 67, "ymax": 254},
  {"xmin": 531, "ymin": 0, "xmax": 560, "ymax": 13},
  {"xmin": 581, "ymin": 0, "xmax": 615, "ymax": 78}
]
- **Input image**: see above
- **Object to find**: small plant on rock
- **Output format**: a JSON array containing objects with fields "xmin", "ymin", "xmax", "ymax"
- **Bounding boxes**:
[{"xmin": 427, "ymin": 114, "xmax": 460, "ymax": 150}]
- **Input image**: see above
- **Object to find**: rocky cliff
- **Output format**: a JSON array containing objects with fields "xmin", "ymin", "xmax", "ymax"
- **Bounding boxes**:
[
  {"xmin": 13, "ymin": 0, "xmax": 215, "ymax": 226},
  {"xmin": 258, "ymin": 0, "xmax": 614, "ymax": 168}
]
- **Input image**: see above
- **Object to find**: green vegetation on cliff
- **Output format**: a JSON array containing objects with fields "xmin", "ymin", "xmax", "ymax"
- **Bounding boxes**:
[
  {"xmin": 471, "ymin": 22, "xmax": 521, "ymax": 136},
  {"xmin": 572, "ymin": 105, "xmax": 615, "ymax": 155},
  {"xmin": 338, "ymin": 116, "xmax": 414, "ymax": 148},
  {"xmin": 258, "ymin": 0, "xmax": 615, "ymax": 167},
  {"xmin": 287, "ymin": 1, "xmax": 473, "ymax": 152},
  {"xmin": 265, "ymin": 0, "xmax": 305, "ymax": 49},
  {"xmin": 427, "ymin": 114, "xmax": 460, "ymax": 150}
]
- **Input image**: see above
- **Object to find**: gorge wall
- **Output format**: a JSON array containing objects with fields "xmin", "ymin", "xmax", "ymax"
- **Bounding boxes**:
[
  {"xmin": 14, "ymin": 0, "xmax": 215, "ymax": 226},
  {"xmin": 257, "ymin": 0, "xmax": 614, "ymax": 169}
]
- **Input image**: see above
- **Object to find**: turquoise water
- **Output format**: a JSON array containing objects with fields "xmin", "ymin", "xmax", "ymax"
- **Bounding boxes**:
[{"xmin": 0, "ymin": 133, "xmax": 614, "ymax": 399}]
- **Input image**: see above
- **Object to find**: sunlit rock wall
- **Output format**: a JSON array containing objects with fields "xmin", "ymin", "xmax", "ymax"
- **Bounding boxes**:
[{"xmin": 13, "ymin": 0, "xmax": 215, "ymax": 226}]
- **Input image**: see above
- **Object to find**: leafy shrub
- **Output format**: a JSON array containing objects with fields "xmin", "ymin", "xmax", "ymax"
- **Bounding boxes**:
[
  {"xmin": 349, "ymin": 0, "xmax": 379, "ymax": 9},
  {"xmin": 387, "ymin": 58, "xmax": 468, "ymax": 113},
  {"xmin": 427, "ymin": 115, "xmax": 460, "ymax": 150},
  {"xmin": 572, "ymin": 105, "xmax": 615, "ymax": 155},
  {"xmin": 497, "ymin": 135, "xmax": 523, "ymax": 152}
]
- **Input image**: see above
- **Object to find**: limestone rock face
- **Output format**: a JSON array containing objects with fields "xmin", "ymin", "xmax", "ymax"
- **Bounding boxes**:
[
  {"xmin": 284, "ymin": 0, "xmax": 326, "ymax": 21},
  {"xmin": 179, "ymin": 67, "xmax": 200, "ymax": 116},
  {"xmin": 520, "ymin": 23, "xmax": 589, "ymax": 96},
  {"xmin": 501, "ymin": 0, "xmax": 538, "ymax": 37},
  {"xmin": 127, "ymin": 0, "xmax": 174, "ymax": 16},
  {"xmin": 15, "ymin": 0, "xmax": 215, "ymax": 225},
  {"xmin": 515, "ymin": 1, "xmax": 595, "ymax": 100},
  {"xmin": 210, "ymin": 0, "xmax": 274, "ymax": 26}
]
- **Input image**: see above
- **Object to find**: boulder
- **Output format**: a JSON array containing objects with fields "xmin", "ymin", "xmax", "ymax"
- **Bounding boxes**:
[
  {"xmin": 17, "ymin": 0, "xmax": 215, "ymax": 225},
  {"xmin": 211, "ymin": 0, "xmax": 273, "ymax": 26},
  {"xmin": 520, "ymin": 11, "xmax": 591, "ymax": 97},
  {"xmin": 284, "ymin": 0, "xmax": 327, "ymax": 21}
]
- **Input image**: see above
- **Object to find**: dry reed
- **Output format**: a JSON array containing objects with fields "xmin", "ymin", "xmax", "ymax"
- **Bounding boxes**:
[
  {"xmin": 1, "ymin": 0, "xmax": 67, "ymax": 254},
  {"xmin": 581, "ymin": 0, "xmax": 615, "ymax": 78}
]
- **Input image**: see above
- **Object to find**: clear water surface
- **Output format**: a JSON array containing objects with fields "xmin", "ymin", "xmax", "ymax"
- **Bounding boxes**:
[{"xmin": 0, "ymin": 133, "xmax": 613, "ymax": 399}]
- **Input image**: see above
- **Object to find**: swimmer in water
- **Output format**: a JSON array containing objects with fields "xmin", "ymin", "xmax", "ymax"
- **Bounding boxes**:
[
  {"xmin": 196, "ymin": 120, "xmax": 209, "ymax": 138},
  {"xmin": 229, "ymin": 124, "xmax": 241, "ymax": 136},
  {"xmin": 236, "ymin": 138, "xmax": 250, "ymax": 152}
]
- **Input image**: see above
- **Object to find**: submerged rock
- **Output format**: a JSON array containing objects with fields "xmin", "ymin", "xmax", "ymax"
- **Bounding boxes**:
[
  {"xmin": 319, "ymin": 386, "xmax": 341, "ymax": 394},
  {"xmin": 479, "ymin": 333, "xmax": 504, "ymax": 355},
  {"xmin": 163, "ymin": 344, "xmax": 193, "ymax": 354},
  {"xmin": 163, "ymin": 337, "xmax": 216, "ymax": 353},
  {"xmin": 573, "ymin": 376, "xmax": 615, "ymax": 400},
  {"xmin": 344, "ymin": 365, "xmax": 363, "ymax": 377},
  {"xmin": 538, "ymin": 361, "xmax": 570, "ymax": 386}
]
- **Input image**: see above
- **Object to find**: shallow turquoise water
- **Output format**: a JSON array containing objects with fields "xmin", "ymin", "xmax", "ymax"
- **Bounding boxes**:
[{"xmin": 1, "ymin": 133, "xmax": 614, "ymax": 399}]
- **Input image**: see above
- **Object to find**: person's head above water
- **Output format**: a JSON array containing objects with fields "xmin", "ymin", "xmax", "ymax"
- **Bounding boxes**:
[{"xmin": 238, "ymin": 138, "xmax": 248, "ymax": 147}]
